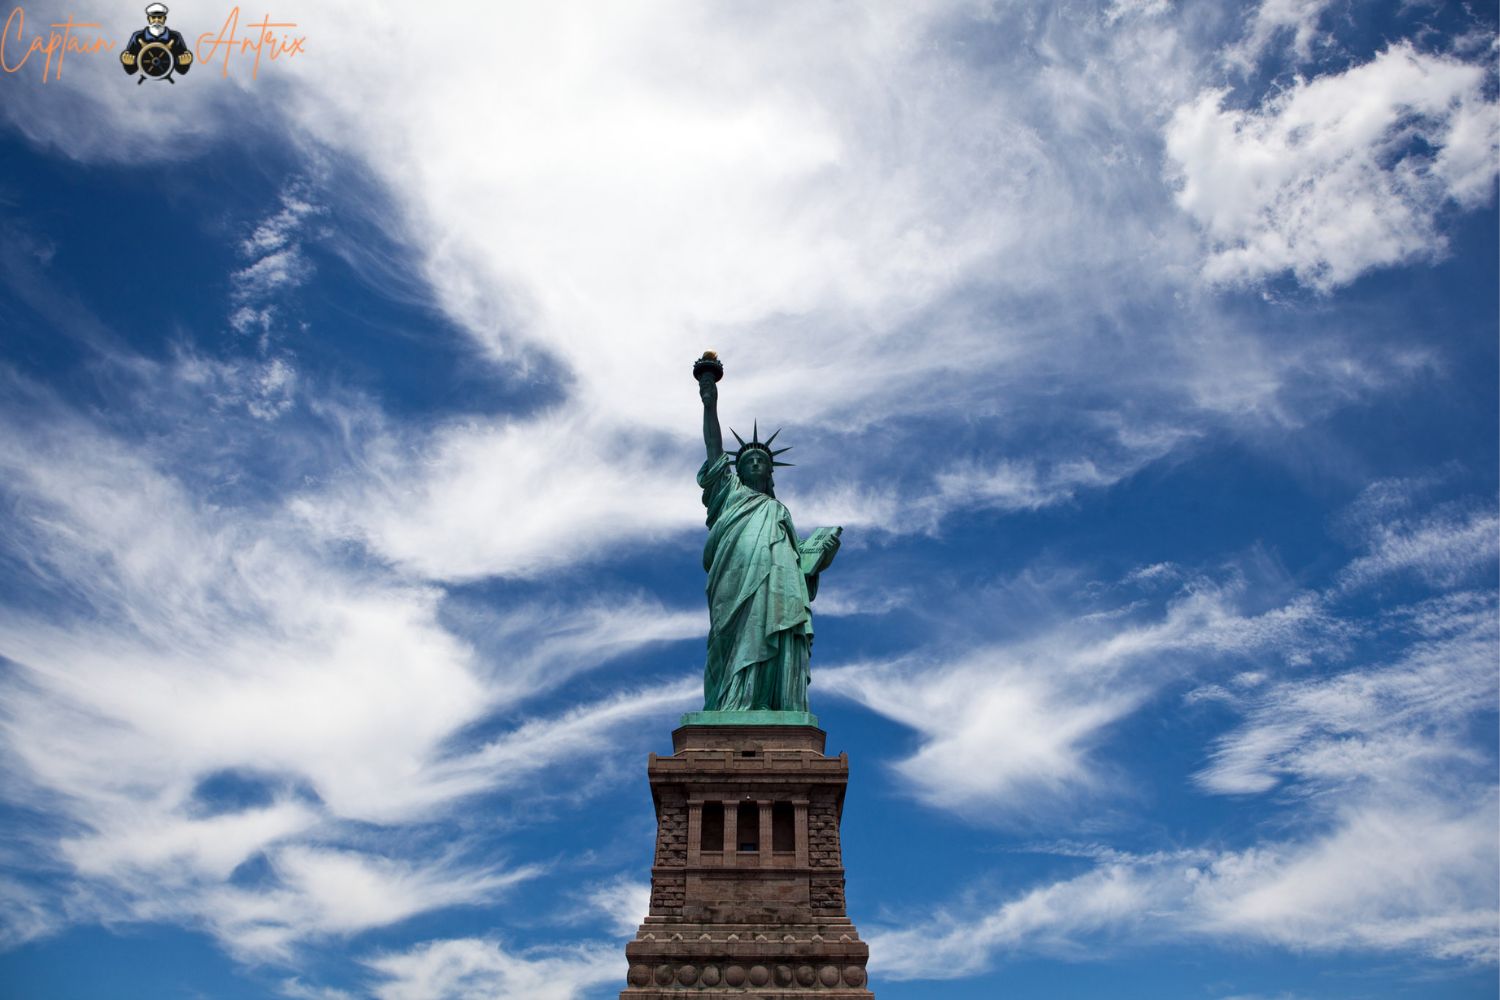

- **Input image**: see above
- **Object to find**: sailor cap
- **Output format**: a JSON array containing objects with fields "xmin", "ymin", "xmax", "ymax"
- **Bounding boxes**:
[{"xmin": 145, "ymin": 3, "xmax": 168, "ymax": 15}]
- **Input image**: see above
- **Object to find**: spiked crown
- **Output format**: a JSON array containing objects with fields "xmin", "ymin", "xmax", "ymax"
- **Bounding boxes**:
[{"xmin": 730, "ymin": 421, "xmax": 794, "ymax": 469}]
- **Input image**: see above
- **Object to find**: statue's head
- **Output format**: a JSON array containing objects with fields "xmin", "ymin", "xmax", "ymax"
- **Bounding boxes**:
[
  {"xmin": 731, "ymin": 422, "xmax": 792, "ymax": 497},
  {"xmin": 736, "ymin": 447, "xmax": 774, "ymax": 495}
]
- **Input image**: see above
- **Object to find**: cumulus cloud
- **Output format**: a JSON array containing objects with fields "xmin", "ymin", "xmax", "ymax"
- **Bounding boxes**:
[{"xmin": 1166, "ymin": 42, "xmax": 1499, "ymax": 290}]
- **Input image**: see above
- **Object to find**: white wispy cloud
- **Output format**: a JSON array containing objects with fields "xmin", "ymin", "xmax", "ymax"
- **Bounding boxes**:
[
  {"xmin": 1105, "ymin": 0, "xmax": 1173, "ymax": 25},
  {"xmin": 236, "ymin": 1, "xmax": 1255, "ymax": 580},
  {"xmin": 1194, "ymin": 793, "xmax": 1498, "ymax": 962},
  {"xmin": 232, "ymin": 248, "xmax": 313, "ymax": 304},
  {"xmin": 0, "ymin": 874, "xmax": 58, "ymax": 950},
  {"xmin": 1, "ymin": 2, "xmax": 1494, "ymax": 992},
  {"xmin": 870, "ymin": 790, "xmax": 1498, "ymax": 977},
  {"xmin": 823, "ymin": 575, "xmax": 1338, "ymax": 819},
  {"xmin": 863, "ymin": 580, "xmax": 1498, "ymax": 977},
  {"xmin": 3, "ymin": 1, "xmax": 1452, "ymax": 583},
  {"xmin": 218, "ymin": 183, "xmax": 323, "ymax": 416},
  {"xmin": 290, "ymin": 413, "xmax": 700, "ymax": 582},
  {"xmin": 420, "ymin": 681, "xmax": 699, "ymax": 808},
  {"xmin": 442, "ymin": 595, "xmax": 703, "ymax": 699},
  {"xmin": 1339, "ymin": 505, "xmax": 1498, "ymax": 591},
  {"xmin": 792, "ymin": 421, "xmax": 1198, "ymax": 538},
  {"xmin": 0, "ymin": 384, "xmax": 699, "ymax": 958},
  {"xmin": 189, "ymin": 847, "xmax": 539, "ymax": 963},
  {"xmin": 1196, "ymin": 590, "xmax": 1496, "ymax": 795},
  {"xmin": 364, "ymin": 937, "xmax": 620, "ymax": 1000},
  {"xmin": 804, "ymin": 583, "xmax": 912, "ymax": 618},
  {"xmin": 586, "ymin": 877, "xmax": 651, "ymax": 939},
  {"xmin": 280, "ymin": 979, "xmax": 357, "ymax": 1000},
  {"xmin": 1224, "ymin": 0, "xmax": 1338, "ymax": 69},
  {"xmin": 175, "ymin": 351, "xmax": 299, "ymax": 422}
]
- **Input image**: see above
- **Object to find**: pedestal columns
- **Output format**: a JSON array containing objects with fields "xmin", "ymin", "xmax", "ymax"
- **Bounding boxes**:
[{"xmin": 620, "ymin": 724, "xmax": 873, "ymax": 998}]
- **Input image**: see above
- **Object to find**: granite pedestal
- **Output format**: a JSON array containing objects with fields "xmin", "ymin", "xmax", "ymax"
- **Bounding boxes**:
[{"xmin": 619, "ymin": 723, "xmax": 873, "ymax": 997}]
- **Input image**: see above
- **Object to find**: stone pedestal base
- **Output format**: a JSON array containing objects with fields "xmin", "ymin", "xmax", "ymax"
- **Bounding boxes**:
[
  {"xmin": 623, "ymin": 934, "xmax": 870, "ymax": 996},
  {"xmin": 619, "ymin": 725, "xmax": 873, "ymax": 997}
]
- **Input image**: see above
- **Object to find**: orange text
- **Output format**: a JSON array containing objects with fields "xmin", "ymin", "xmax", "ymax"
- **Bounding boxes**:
[
  {"xmin": 196, "ymin": 7, "xmax": 304, "ymax": 79},
  {"xmin": 1, "ymin": 7, "xmax": 114, "ymax": 82}
]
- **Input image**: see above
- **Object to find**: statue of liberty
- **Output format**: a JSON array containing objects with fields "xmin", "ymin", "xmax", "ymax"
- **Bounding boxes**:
[{"xmin": 693, "ymin": 353, "xmax": 842, "ymax": 715}]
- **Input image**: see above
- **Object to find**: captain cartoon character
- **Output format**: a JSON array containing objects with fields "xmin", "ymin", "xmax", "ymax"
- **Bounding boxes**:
[{"xmin": 120, "ymin": 3, "xmax": 192, "ymax": 83}]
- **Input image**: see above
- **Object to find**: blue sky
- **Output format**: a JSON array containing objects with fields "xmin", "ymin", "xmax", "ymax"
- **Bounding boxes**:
[{"xmin": 0, "ymin": 1, "xmax": 1496, "ymax": 998}]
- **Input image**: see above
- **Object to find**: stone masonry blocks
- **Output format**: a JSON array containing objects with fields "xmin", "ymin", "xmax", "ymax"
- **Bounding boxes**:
[{"xmin": 620, "ymin": 725, "xmax": 873, "ymax": 997}]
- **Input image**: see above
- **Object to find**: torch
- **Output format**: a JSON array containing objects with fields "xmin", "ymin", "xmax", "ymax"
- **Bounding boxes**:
[{"xmin": 693, "ymin": 350, "xmax": 724, "ymax": 384}]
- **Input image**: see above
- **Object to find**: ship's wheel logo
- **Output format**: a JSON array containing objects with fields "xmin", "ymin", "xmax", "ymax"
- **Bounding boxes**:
[
  {"xmin": 120, "ymin": 3, "xmax": 193, "ymax": 85},
  {"xmin": 135, "ymin": 40, "xmax": 175, "ymax": 79}
]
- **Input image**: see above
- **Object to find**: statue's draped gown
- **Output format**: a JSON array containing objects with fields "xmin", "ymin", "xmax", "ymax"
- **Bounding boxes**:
[{"xmin": 698, "ymin": 452, "xmax": 821, "ymax": 711}]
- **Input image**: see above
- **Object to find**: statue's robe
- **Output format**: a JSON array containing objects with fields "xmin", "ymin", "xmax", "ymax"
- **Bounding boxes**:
[{"xmin": 698, "ymin": 453, "xmax": 830, "ymax": 711}]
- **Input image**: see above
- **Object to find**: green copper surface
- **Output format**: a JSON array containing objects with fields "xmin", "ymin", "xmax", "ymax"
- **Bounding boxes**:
[
  {"xmin": 694, "ymin": 354, "xmax": 842, "ymax": 720},
  {"xmin": 680, "ymin": 710, "xmax": 821, "ymax": 727}
]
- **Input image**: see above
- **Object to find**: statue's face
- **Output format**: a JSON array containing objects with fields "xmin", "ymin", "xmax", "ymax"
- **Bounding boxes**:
[{"xmin": 737, "ymin": 450, "xmax": 772, "ymax": 492}]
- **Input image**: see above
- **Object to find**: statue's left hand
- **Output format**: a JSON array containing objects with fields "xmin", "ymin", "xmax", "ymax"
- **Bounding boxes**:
[{"xmin": 819, "ymin": 527, "xmax": 842, "ymax": 566}]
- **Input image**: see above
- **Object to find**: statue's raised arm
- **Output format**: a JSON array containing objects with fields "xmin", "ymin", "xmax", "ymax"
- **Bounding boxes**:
[
  {"xmin": 689, "ymin": 352, "xmax": 841, "ymax": 721},
  {"xmin": 694, "ymin": 352, "xmax": 723, "ymax": 461}
]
